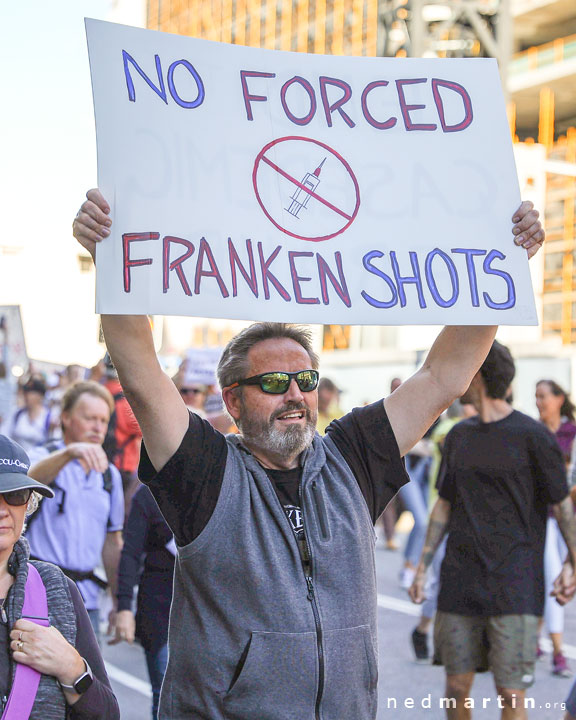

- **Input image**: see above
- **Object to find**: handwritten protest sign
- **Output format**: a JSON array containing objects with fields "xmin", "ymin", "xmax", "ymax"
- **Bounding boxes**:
[{"xmin": 86, "ymin": 19, "xmax": 537, "ymax": 325}]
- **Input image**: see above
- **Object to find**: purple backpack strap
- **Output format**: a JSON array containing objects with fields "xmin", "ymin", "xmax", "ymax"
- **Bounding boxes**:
[{"xmin": 1, "ymin": 564, "xmax": 49, "ymax": 720}]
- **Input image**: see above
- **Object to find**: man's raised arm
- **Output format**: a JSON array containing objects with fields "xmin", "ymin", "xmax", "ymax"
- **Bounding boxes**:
[
  {"xmin": 384, "ymin": 201, "xmax": 543, "ymax": 457},
  {"xmin": 73, "ymin": 189, "xmax": 189, "ymax": 472}
]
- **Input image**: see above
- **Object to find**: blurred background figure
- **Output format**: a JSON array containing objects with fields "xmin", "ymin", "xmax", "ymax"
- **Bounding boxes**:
[
  {"xmin": 46, "ymin": 364, "xmax": 88, "ymax": 441},
  {"xmin": 204, "ymin": 384, "xmax": 237, "ymax": 433},
  {"xmin": 25, "ymin": 381, "xmax": 124, "ymax": 642},
  {"xmin": 174, "ymin": 352, "xmax": 237, "ymax": 433},
  {"xmin": 0, "ymin": 316, "xmax": 15, "ymax": 429},
  {"xmin": 394, "ymin": 376, "xmax": 435, "ymax": 590},
  {"xmin": 410, "ymin": 399, "xmax": 477, "ymax": 663},
  {"xmin": 112, "ymin": 484, "xmax": 175, "ymax": 720},
  {"xmin": 535, "ymin": 378, "xmax": 576, "ymax": 677},
  {"xmin": 102, "ymin": 354, "xmax": 143, "ymax": 517},
  {"xmin": 565, "ymin": 679, "xmax": 576, "ymax": 720},
  {"xmin": 175, "ymin": 378, "xmax": 208, "ymax": 419},
  {"xmin": 317, "ymin": 377, "xmax": 344, "ymax": 434},
  {"xmin": 1, "ymin": 375, "xmax": 53, "ymax": 452}
]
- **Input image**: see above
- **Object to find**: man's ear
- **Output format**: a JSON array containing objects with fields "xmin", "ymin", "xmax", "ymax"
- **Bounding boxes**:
[{"xmin": 222, "ymin": 388, "xmax": 242, "ymax": 423}]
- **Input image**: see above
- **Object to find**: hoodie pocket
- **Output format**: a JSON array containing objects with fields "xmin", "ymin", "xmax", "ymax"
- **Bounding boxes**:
[
  {"xmin": 223, "ymin": 630, "xmax": 317, "ymax": 720},
  {"xmin": 321, "ymin": 625, "xmax": 378, "ymax": 720}
]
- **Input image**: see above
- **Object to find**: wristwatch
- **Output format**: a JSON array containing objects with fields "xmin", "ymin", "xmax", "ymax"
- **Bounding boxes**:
[{"xmin": 59, "ymin": 658, "xmax": 93, "ymax": 695}]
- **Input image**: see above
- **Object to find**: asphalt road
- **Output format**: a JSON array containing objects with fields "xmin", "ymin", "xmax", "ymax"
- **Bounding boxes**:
[{"xmin": 102, "ymin": 532, "xmax": 575, "ymax": 719}]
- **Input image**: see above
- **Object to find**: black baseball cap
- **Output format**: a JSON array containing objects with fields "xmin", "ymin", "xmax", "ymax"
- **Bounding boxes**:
[{"xmin": 0, "ymin": 436, "xmax": 54, "ymax": 498}]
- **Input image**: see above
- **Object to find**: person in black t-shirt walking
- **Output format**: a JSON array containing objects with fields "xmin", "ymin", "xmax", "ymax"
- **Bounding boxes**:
[{"xmin": 410, "ymin": 341, "xmax": 576, "ymax": 720}]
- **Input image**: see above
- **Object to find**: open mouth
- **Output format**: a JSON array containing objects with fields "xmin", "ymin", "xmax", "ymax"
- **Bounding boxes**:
[{"xmin": 275, "ymin": 410, "xmax": 306, "ymax": 422}]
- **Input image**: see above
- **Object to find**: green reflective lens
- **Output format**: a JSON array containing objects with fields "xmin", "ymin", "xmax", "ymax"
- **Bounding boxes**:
[
  {"xmin": 260, "ymin": 373, "xmax": 291, "ymax": 393},
  {"xmin": 232, "ymin": 370, "xmax": 319, "ymax": 394},
  {"xmin": 296, "ymin": 370, "xmax": 317, "ymax": 391}
]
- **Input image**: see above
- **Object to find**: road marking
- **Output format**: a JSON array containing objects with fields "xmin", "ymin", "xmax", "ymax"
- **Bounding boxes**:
[
  {"xmin": 377, "ymin": 593, "xmax": 576, "ymax": 660},
  {"xmin": 106, "ymin": 661, "xmax": 152, "ymax": 697},
  {"xmin": 105, "ymin": 594, "xmax": 576, "ymax": 695},
  {"xmin": 377, "ymin": 593, "xmax": 420, "ymax": 617}
]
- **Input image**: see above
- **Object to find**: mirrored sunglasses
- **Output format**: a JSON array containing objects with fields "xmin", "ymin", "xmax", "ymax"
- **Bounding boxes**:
[{"xmin": 227, "ymin": 370, "xmax": 319, "ymax": 395}]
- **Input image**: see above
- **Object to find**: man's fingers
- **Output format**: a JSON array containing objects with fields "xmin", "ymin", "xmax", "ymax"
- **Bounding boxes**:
[
  {"xmin": 514, "ymin": 221, "xmax": 544, "ymax": 248},
  {"xmin": 72, "ymin": 191, "xmax": 111, "ymax": 259},
  {"xmin": 513, "ymin": 208, "xmax": 538, "ymax": 231},
  {"xmin": 81, "ymin": 198, "xmax": 111, "ymax": 227},
  {"xmin": 512, "ymin": 200, "xmax": 534, "ymax": 224},
  {"xmin": 75, "ymin": 210, "xmax": 109, "ymax": 237},
  {"xmin": 89, "ymin": 452, "xmax": 109, "ymax": 473},
  {"xmin": 86, "ymin": 188, "xmax": 110, "ymax": 215}
]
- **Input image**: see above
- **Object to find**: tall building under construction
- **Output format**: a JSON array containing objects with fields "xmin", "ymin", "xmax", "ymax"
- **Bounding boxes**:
[{"xmin": 147, "ymin": 0, "xmax": 575, "ymax": 349}]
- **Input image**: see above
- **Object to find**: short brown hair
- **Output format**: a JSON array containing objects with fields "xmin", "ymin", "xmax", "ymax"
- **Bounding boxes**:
[
  {"xmin": 61, "ymin": 381, "xmax": 114, "ymax": 416},
  {"xmin": 217, "ymin": 323, "xmax": 319, "ymax": 389}
]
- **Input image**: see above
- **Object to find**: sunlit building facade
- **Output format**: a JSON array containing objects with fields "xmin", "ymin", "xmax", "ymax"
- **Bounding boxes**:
[
  {"xmin": 509, "ymin": 0, "xmax": 576, "ymax": 344},
  {"xmin": 144, "ymin": 0, "xmax": 576, "ymax": 411},
  {"xmin": 148, "ymin": 0, "xmax": 380, "ymax": 56}
]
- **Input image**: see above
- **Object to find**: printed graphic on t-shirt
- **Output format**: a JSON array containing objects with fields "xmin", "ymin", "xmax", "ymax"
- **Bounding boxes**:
[{"xmin": 284, "ymin": 504, "xmax": 310, "ymax": 574}]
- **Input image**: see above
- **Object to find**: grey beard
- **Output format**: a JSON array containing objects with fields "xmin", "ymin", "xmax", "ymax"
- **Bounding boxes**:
[
  {"xmin": 239, "ymin": 404, "xmax": 317, "ymax": 458},
  {"xmin": 264, "ymin": 421, "xmax": 316, "ymax": 457}
]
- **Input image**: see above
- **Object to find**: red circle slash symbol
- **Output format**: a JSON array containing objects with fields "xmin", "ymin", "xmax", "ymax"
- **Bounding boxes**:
[{"xmin": 252, "ymin": 136, "xmax": 360, "ymax": 242}]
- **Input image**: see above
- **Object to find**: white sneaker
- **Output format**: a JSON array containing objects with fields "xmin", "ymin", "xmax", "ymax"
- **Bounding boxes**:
[{"xmin": 400, "ymin": 567, "xmax": 415, "ymax": 590}]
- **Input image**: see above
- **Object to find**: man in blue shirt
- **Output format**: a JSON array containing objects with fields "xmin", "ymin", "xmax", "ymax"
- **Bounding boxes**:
[{"xmin": 26, "ymin": 381, "xmax": 124, "ymax": 639}]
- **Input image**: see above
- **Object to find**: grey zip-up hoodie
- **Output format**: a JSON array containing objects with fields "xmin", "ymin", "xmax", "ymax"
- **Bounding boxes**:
[{"xmin": 159, "ymin": 431, "xmax": 380, "ymax": 720}]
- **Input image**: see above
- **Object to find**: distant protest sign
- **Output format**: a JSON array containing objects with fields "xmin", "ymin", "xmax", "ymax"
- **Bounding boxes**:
[
  {"xmin": 183, "ymin": 348, "xmax": 222, "ymax": 386},
  {"xmin": 86, "ymin": 19, "xmax": 537, "ymax": 325}
]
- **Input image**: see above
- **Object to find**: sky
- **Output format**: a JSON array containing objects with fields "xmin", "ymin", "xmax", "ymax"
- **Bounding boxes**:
[
  {"xmin": 0, "ymin": 1, "xmax": 145, "ymax": 365},
  {"xmin": 0, "ymin": 0, "xmax": 143, "ymax": 260}
]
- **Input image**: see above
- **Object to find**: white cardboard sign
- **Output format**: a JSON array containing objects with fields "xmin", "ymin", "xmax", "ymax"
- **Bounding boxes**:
[{"xmin": 86, "ymin": 19, "xmax": 537, "ymax": 325}]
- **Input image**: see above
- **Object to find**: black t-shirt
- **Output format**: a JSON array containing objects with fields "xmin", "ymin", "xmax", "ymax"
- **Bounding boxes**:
[
  {"xmin": 437, "ymin": 410, "xmax": 569, "ymax": 616},
  {"xmin": 139, "ymin": 400, "xmax": 408, "ymax": 547}
]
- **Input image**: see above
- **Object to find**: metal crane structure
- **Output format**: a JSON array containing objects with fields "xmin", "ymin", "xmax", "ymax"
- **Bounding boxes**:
[{"xmin": 378, "ymin": 0, "xmax": 513, "ymax": 97}]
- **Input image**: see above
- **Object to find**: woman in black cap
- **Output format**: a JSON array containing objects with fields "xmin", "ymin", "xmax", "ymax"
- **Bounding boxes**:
[{"xmin": 0, "ymin": 434, "xmax": 119, "ymax": 719}]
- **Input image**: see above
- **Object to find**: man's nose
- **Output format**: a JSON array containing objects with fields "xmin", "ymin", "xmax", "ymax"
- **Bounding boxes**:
[{"xmin": 284, "ymin": 378, "xmax": 304, "ymax": 402}]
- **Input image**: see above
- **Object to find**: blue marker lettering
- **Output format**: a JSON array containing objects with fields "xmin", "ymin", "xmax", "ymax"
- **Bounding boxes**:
[
  {"xmin": 424, "ymin": 249, "xmax": 459, "ymax": 308},
  {"xmin": 360, "ymin": 251, "xmax": 398, "ymax": 308},
  {"xmin": 390, "ymin": 251, "xmax": 426, "ymax": 308},
  {"xmin": 482, "ymin": 250, "xmax": 516, "ymax": 309},
  {"xmin": 123, "ymin": 51, "xmax": 167, "ymax": 104}
]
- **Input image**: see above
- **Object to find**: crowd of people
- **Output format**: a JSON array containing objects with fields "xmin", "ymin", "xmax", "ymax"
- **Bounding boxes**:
[
  {"xmin": 0, "ymin": 336, "xmax": 235, "ymax": 719},
  {"xmin": 0, "ymin": 191, "xmax": 572, "ymax": 719}
]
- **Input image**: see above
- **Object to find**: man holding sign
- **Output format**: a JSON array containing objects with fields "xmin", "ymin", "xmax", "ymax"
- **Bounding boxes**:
[{"xmin": 72, "ymin": 189, "xmax": 551, "ymax": 720}]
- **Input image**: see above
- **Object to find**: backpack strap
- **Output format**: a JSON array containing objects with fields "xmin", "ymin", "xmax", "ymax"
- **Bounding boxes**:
[
  {"xmin": 11, "ymin": 408, "xmax": 25, "ymax": 436},
  {"xmin": 43, "ymin": 440, "xmax": 61, "ymax": 455},
  {"xmin": 102, "ymin": 466, "xmax": 113, "ymax": 495},
  {"xmin": 25, "ymin": 443, "xmax": 65, "ymax": 533},
  {"xmin": 43, "ymin": 410, "xmax": 51, "ymax": 437},
  {"xmin": 1, "ymin": 564, "xmax": 49, "ymax": 720}
]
